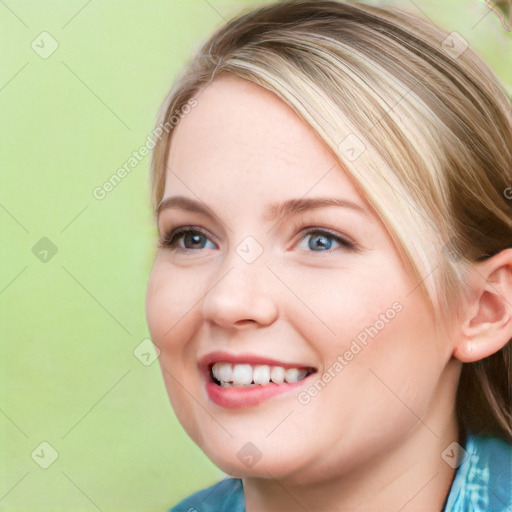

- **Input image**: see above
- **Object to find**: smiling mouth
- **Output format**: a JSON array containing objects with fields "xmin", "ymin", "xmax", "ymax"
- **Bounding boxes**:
[{"xmin": 210, "ymin": 362, "xmax": 317, "ymax": 388}]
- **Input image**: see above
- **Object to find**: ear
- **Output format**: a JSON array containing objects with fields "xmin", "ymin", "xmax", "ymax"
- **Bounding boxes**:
[{"xmin": 453, "ymin": 248, "xmax": 512, "ymax": 363}]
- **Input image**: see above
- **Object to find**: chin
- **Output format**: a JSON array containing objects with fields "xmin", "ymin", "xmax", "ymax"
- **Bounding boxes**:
[
  {"xmin": 196, "ymin": 435, "xmax": 314, "ymax": 480},
  {"xmin": 208, "ymin": 452, "xmax": 301, "ymax": 479}
]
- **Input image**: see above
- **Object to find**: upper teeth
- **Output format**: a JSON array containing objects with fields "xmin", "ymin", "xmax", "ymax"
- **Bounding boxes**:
[{"xmin": 212, "ymin": 362, "xmax": 309, "ymax": 387}]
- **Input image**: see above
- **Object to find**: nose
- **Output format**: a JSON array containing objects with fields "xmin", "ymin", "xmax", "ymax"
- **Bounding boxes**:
[{"xmin": 201, "ymin": 257, "xmax": 278, "ymax": 329}]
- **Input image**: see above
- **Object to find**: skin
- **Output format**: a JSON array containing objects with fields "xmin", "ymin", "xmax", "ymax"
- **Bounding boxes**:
[{"xmin": 145, "ymin": 75, "xmax": 509, "ymax": 511}]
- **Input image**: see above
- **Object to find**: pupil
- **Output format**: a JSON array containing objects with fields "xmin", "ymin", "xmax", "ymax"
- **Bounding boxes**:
[
  {"xmin": 185, "ymin": 233, "xmax": 205, "ymax": 248},
  {"xmin": 310, "ymin": 234, "xmax": 331, "ymax": 251}
]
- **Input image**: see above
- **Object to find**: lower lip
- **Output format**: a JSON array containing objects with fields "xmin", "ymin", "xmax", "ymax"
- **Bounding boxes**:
[{"xmin": 205, "ymin": 377, "xmax": 313, "ymax": 409}]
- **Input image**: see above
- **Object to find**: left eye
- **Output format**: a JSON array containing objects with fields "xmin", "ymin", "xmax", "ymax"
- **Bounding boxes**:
[{"xmin": 298, "ymin": 230, "xmax": 352, "ymax": 252}]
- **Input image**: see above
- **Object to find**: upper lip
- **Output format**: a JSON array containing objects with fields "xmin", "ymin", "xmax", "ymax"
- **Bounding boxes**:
[{"xmin": 198, "ymin": 351, "xmax": 316, "ymax": 373}]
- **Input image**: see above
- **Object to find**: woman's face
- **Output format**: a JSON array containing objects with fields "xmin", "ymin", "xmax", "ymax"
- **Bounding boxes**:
[{"xmin": 146, "ymin": 75, "xmax": 458, "ymax": 483}]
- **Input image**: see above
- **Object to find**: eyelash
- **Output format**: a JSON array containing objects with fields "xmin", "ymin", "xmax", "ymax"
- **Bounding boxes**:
[{"xmin": 158, "ymin": 226, "xmax": 357, "ymax": 252}]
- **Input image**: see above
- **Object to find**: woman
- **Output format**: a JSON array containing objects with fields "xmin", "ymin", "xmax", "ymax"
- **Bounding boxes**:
[{"xmin": 145, "ymin": 1, "xmax": 512, "ymax": 510}]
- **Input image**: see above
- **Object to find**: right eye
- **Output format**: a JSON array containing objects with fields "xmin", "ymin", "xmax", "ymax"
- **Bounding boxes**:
[{"xmin": 159, "ymin": 227, "xmax": 217, "ymax": 251}]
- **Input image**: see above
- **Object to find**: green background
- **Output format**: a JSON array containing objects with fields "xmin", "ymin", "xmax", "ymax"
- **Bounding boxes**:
[{"xmin": 1, "ymin": 1, "xmax": 510, "ymax": 510}]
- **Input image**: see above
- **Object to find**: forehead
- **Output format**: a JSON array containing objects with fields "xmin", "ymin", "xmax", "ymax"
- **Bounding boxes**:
[{"xmin": 165, "ymin": 75, "xmax": 364, "ymax": 208}]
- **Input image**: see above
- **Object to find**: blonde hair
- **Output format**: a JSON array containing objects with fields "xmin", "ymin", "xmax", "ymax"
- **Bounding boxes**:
[{"xmin": 149, "ymin": 1, "xmax": 512, "ymax": 439}]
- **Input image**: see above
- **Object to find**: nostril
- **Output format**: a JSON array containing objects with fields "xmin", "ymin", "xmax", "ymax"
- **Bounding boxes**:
[{"xmin": 233, "ymin": 319, "xmax": 258, "ymax": 327}]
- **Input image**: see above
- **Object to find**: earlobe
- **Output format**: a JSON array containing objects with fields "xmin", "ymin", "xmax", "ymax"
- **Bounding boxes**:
[{"xmin": 453, "ymin": 248, "xmax": 512, "ymax": 363}]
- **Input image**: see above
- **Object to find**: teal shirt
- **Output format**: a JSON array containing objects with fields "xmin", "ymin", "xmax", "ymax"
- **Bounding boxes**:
[{"xmin": 168, "ymin": 435, "xmax": 511, "ymax": 512}]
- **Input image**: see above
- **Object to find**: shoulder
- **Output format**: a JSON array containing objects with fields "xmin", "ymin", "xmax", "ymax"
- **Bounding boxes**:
[
  {"xmin": 167, "ymin": 478, "xmax": 244, "ymax": 512},
  {"xmin": 444, "ymin": 434, "xmax": 511, "ymax": 512}
]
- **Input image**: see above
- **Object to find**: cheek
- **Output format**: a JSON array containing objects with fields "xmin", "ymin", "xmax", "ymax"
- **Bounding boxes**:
[
  {"xmin": 330, "ymin": 291, "xmax": 446, "ymax": 434},
  {"xmin": 364, "ymin": 291, "xmax": 449, "ymax": 411},
  {"xmin": 145, "ymin": 256, "xmax": 206, "ymax": 349},
  {"xmin": 287, "ymin": 254, "xmax": 447, "ymax": 417},
  {"xmin": 145, "ymin": 259, "xmax": 208, "ymax": 442},
  {"xmin": 281, "ymin": 255, "xmax": 410, "ymax": 347}
]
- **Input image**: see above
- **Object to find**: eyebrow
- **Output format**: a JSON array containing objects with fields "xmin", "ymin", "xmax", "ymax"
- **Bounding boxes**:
[
  {"xmin": 156, "ymin": 195, "xmax": 366, "ymax": 222},
  {"xmin": 263, "ymin": 197, "xmax": 366, "ymax": 222}
]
